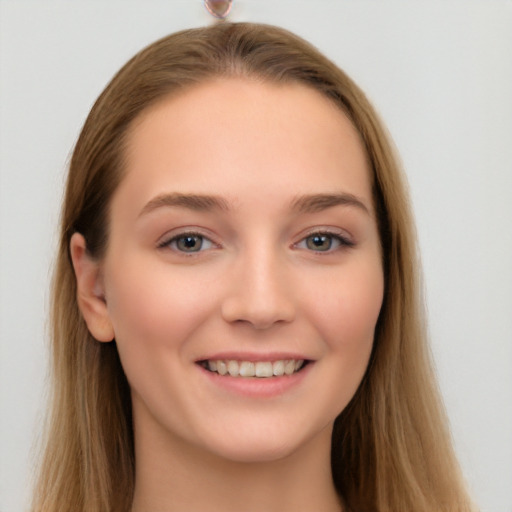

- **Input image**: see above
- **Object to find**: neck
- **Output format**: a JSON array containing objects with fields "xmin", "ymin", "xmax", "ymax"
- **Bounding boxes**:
[{"xmin": 131, "ymin": 422, "xmax": 342, "ymax": 512}]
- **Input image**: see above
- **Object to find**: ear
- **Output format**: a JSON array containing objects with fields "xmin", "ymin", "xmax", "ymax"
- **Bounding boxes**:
[{"xmin": 70, "ymin": 232, "xmax": 115, "ymax": 342}]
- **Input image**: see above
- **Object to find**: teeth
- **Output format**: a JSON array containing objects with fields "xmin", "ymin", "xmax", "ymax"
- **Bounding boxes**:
[
  {"xmin": 239, "ymin": 361, "xmax": 255, "ymax": 377},
  {"xmin": 217, "ymin": 360, "xmax": 227, "ymax": 376},
  {"xmin": 227, "ymin": 360, "xmax": 239, "ymax": 377},
  {"xmin": 285, "ymin": 360, "xmax": 296, "ymax": 375},
  {"xmin": 255, "ymin": 361, "xmax": 273, "ymax": 377},
  {"xmin": 273, "ymin": 360, "xmax": 285, "ymax": 376},
  {"xmin": 203, "ymin": 359, "xmax": 305, "ymax": 378}
]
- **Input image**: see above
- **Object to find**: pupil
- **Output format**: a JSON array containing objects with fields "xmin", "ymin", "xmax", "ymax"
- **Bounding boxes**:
[
  {"xmin": 308, "ymin": 235, "xmax": 331, "ymax": 251},
  {"xmin": 179, "ymin": 235, "xmax": 201, "ymax": 251}
]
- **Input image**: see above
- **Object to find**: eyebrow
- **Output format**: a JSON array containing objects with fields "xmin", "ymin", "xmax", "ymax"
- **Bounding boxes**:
[
  {"xmin": 139, "ymin": 193, "xmax": 230, "ymax": 217},
  {"xmin": 138, "ymin": 191, "xmax": 370, "ymax": 218},
  {"xmin": 290, "ymin": 193, "xmax": 370, "ymax": 215}
]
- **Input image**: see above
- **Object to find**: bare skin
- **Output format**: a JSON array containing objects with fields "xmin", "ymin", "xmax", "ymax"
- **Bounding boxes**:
[
  {"xmin": 71, "ymin": 78, "xmax": 382, "ymax": 512},
  {"xmin": 131, "ymin": 418, "xmax": 340, "ymax": 512}
]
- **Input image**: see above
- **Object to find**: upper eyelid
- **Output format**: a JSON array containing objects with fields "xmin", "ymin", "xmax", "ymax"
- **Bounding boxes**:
[
  {"xmin": 157, "ymin": 228, "xmax": 219, "ymax": 248},
  {"xmin": 295, "ymin": 227, "xmax": 354, "ymax": 243},
  {"xmin": 156, "ymin": 226, "xmax": 354, "ymax": 248},
  {"xmin": 292, "ymin": 228, "xmax": 356, "ymax": 252},
  {"xmin": 297, "ymin": 233, "xmax": 352, "ymax": 246}
]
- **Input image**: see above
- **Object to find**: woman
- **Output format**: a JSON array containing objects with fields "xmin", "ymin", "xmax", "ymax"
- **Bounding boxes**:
[{"xmin": 32, "ymin": 22, "xmax": 476, "ymax": 511}]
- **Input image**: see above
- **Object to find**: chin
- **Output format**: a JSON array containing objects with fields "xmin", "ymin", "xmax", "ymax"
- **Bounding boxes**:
[
  {"xmin": 211, "ymin": 441, "xmax": 300, "ymax": 464},
  {"xmin": 197, "ymin": 420, "xmax": 332, "ymax": 465}
]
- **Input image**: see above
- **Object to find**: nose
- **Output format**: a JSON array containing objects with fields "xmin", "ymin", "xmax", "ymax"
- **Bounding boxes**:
[{"xmin": 221, "ymin": 248, "xmax": 296, "ymax": 329}]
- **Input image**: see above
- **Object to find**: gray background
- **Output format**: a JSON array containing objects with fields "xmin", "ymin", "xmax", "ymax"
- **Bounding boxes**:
[{"xmin": 1, "ymin": 1, "xmax": 511, "ymax": 511}]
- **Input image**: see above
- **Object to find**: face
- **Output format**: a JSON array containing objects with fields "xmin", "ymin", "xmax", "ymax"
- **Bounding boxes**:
[{"xmin": 90, "ymin": 78, "xmax": 384, "ymax": 462}]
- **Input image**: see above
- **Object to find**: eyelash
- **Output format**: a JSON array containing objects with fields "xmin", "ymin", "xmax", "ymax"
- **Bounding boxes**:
[
  {"xmin": 158, "ymin": 231, "xmax": 217, "ymax": 254},
  {"xmin": 158, "ymin": 229, "xmax": 354, "ymax": 255},
  {"xmin": 294, "ymin": 231, "xmax": 355, "ymax": 253}
]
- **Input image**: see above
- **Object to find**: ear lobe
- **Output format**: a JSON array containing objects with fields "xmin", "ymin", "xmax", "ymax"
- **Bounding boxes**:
[{"xmin": 70, "ymin": 232, "xmax": 115, "ymax": 342}]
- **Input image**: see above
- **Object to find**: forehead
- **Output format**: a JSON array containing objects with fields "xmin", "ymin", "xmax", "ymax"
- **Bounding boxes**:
[{"xmin": 117, "ymin": 77, "xmax": 372, "ymax": 216}]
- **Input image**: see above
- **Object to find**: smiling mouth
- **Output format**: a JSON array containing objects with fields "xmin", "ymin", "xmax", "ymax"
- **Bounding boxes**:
[{"xmin": 198, "ymin": 359, "xmax": 308, "ymax": 378}]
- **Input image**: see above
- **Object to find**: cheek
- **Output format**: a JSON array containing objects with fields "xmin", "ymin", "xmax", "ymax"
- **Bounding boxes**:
[
  {"xmin": 102, "ymin": 258, "xmax": 222, "ymax": 417},
  {"xmin": 104, "ymin": 257, "xmax": 215, "ymax": 359},
  {"xmin": 309, "ymin": 259, "xmax": 384, "ymax": 354},
  {"xmin": 313, "ymin": 262, "xmax": 383, "ymax": 412}
]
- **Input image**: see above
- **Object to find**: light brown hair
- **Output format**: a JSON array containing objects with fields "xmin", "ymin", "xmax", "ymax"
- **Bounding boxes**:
[{"xmin": 32, "ymin": 22, "xmax": 476, "ymax": 512}]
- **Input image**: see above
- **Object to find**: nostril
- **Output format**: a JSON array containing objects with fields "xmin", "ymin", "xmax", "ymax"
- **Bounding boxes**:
[{"xmin": 221, "ymin": 293, "xmax": 296, "ymax": 328}]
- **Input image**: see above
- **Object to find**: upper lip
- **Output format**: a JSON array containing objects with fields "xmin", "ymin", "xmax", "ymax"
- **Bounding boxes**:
[{"xmin": 195, "ymin": 352, "xmax": 313, "ymax": 363}]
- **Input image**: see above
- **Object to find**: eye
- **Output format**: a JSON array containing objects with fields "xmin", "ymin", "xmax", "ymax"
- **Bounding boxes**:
[
  {"xmin": 160, "ymin": 233, "xmax": 215, "ymax": 253},
  {"xmin": 296, "ymin": 232, "xmax": 353, "ymax": 252}
]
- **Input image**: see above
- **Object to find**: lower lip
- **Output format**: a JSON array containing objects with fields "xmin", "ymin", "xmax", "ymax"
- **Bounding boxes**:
[{"xmin": 197, "ymin": 362, "xmax": 313, "ymax": 398}]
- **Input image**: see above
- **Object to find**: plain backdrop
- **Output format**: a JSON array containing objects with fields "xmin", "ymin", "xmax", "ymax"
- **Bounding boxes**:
[{"xmin": 1, "ymin": 1, "xmax": 511, "ymax": 511}]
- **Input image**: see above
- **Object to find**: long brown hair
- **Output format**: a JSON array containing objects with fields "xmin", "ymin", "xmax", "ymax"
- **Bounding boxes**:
[{"xmin": 32, "ymin": 22, "xmax": 476, "ymax": 512}]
